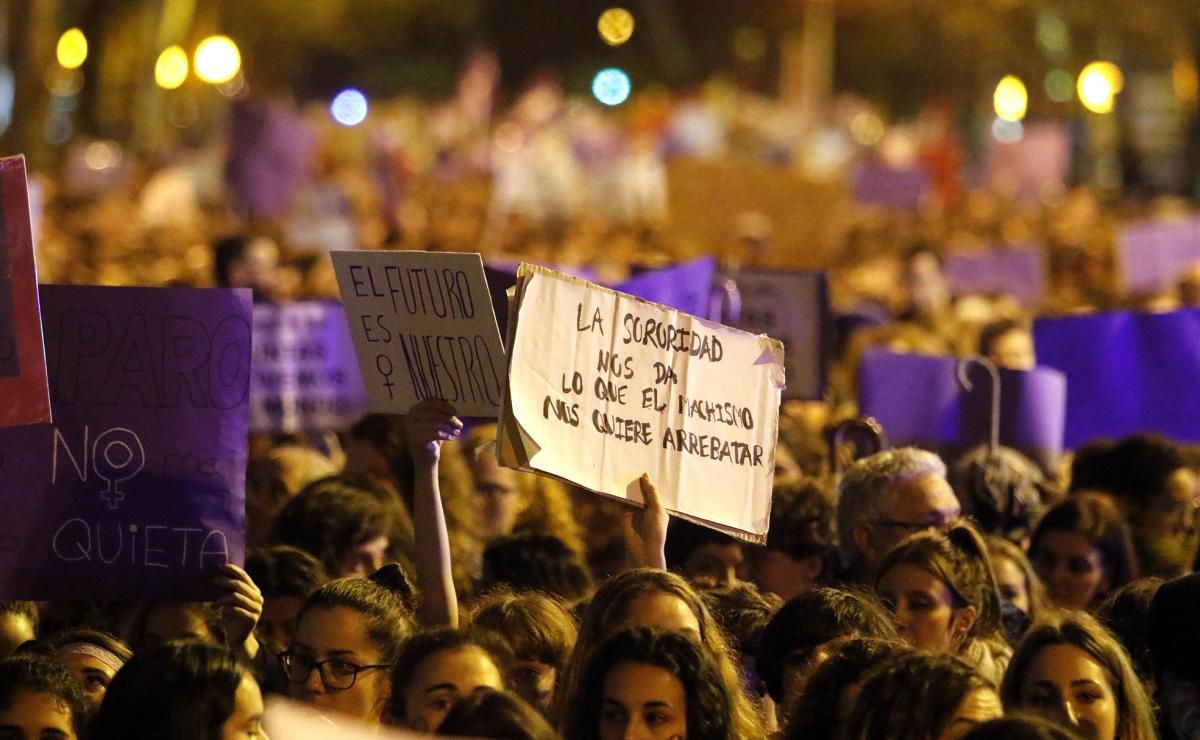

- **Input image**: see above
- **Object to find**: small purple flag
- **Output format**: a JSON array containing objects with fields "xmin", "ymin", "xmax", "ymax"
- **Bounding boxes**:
[
  {"xmin": 852, "ymin": 162, "xmax": 931, "ymax": 211},
  {"xmin": 0, "ymin": 285, "xmax": 252, "ymax": 601},
  {"xmin": 945, "ymin": 245, "xmax": 1047, "ymax": 306}
]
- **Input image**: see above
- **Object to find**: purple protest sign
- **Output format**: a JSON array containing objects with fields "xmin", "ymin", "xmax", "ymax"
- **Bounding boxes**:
[
  {"xmin": 614, "ymin": 257, "xmax": 717, "ymax": 318},
  {"xmin": 945, "ymin": 246, "xmax": 1047, "ymax": 306},
  {"xmin": 1116, "ymin": 218, "xmax": 1200, "ymax": 295},
  {"xmin": 852, "ymin": 162, "xmax": 931, "ymax": 211},
  {"xmin": 859, "ymin": 349, "xmax": 960, "ymax": 446},
  {"xmin": 733, "ymin": 269, "xmax": 829, "ymax": 401},
  {"xmin": 226, "ymin": 99, "xmax": 313, "ymax": 219},
  {"xmin": 0, "ymin": 285, "xmax": 252, "ymax": 601},
  {"xmin": 251, "ymin": 302, "xmax": 368, "ymax": 433},
  {"xmin": 1034, "ymin": 309, "xmax": 1200, "ymax": 445}
]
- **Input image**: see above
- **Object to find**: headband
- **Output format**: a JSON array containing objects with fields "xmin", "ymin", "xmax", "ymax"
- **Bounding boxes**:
[{"xmin": 56, "ymin": 642, "xmax": 126, "ymax": 673}]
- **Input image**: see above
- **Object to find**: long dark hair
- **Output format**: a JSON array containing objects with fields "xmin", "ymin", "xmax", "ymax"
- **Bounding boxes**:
[
  {"xmin": 564, "ymin": 626, "xmax": 734, "ymax": 740},
  {"xmin": 89, "ymin": 640, "xmax": 251, "ymax": 740},
  {"xmin": 437, "ymin": 688, "xmax": 558, "ymax": 740}
]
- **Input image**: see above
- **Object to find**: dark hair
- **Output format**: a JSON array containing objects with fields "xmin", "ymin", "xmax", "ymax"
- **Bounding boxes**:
[
  {"xmin": 665, "ymin": 519, "xmax": 741, "ymax": 573},
  {"xmin": 297, "ymin": 565, "xmax": 416, "ymax": 665},
  {"xmin": 765, "ymin": 479, "xmax": 837, "ymax": 563},
  {"xmin": 699, "ymin": 581, "xmax": 782, "ymax": 658},
  {"xmin": 89, "ymin": 641, "xmax": 251, "ymax": 740},
  {"xmin": 0, "ymin": 600, "xmax": 39, "ymax": 637},
  {"xmin": 213, "ymin": 235, "xmax": 246, "ymax": 287},
  {"xmin": 1096, "ymin": 577, "xmax": 1163, "ymax": 684},
  {"xmin": 437, "ymin": 688, "xmax": 558, "ymax": 740},
  {"xmin": 129, "ymin": 602, "xmax": 224, "ymax": 650},
  {"xmin": 846, "ymin": 651, "xmax": 994, "ymax": 740},
  {"xmin": 564, "ymin": 627, "xmax": 732, "ymax": 740},
  {"xmin": 756, "ymin": 587, "xmax": 897, "ymax": 702},
  {"xmin": 481, "ymin": 532, "xmax": 593, "ymax": 604},
  {"xmin": 0, "ymin": 654, "xmax": 89, "ymax": 736},
  {"xmin": 1029, "ymin": 492, "xmax": 1138, "ymax": 603},
  {"xmin": 950, "ymin": 446, "xmax": 1049, "ymax": 543},
  {"xmin": 1073, "ymin": 434, "xmax": 1188, "ymax": 508},
  {"xmin": 978, "ymin": 318, "xmax": 1029, "ymax": 357},
  {"xmin": 959, "ymin": 714, "xmax": 1083, "ymax": 740},
  {"xmin": 389, "ymin": 628, "xmax": 511, "ymax": 719},
  {"xmin": 347, "ymin": 414, "xmax": 414, "ymax": 494},
  {"xmin": 1002, "ymin": 613, "xmax": 1157, "ymax": 740},
  {"xmin": 270, "ymin": 476, "xmax": 400, "ymax": 577},
  {"xmin": 784, "ymin": 636, "xmax": 911, "ymax": 739},
  {"xmin": 470, "ymin": 589, "xmax": 578, "ymax": 670},
  {"xmin": 245, "ymin": 545, "xmax": 329, "ymax": 600}
]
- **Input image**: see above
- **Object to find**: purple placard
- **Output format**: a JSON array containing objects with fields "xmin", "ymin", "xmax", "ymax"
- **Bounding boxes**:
[
  {"xmin": 852, "ymin": 162, "xmax": 931, "ymax": 211},
  {"xmin": 1117, "ymin": 218, "xmax": 1200, "ymax": 295},
  {"xmin": 251, "ymin": 302, "xmax": 368, "ymax": 433},
  {"xmin": 945, "ymin": 246, "xmax": 1047, "ymax": 306},
  {"xmin": 614, "ymin": 257, "xmax": 717, "ymax": 318},
  {"xmin": 1034, "ymin": 309, "xmax": 1200, "ymax": 445},
  {"xmin": 226, "ymin": 99, "xmax": 313, "ymax": 219},
  {"xmin": 0, "ymin": 285, "xmax": 252, "ymax": 601}
]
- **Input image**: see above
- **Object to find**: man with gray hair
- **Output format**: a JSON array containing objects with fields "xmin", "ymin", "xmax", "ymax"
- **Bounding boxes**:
[{"xmin": 837, "ymin": 447, "xmax": 961, "ymax": 582}]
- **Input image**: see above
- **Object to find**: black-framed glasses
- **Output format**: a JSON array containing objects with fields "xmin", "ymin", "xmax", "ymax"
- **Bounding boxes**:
[{"xmin": 278, "ymin": 651, "xmax": 393, "ymax": 691}]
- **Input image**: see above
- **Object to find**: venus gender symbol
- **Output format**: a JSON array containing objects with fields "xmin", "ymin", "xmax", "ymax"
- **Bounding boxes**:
[{"xmin": 91, "ymin": 427, "xmax": 145, "ymax": 509}]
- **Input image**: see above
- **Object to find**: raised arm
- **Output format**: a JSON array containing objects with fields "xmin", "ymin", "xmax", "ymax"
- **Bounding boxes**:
[{"xmin": 621, "ymin": 473, "xmax": 669, "ymax": 570}]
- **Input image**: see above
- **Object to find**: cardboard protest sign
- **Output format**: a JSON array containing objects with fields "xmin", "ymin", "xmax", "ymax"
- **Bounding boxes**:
[
  {"xmin": 945, "ymin": 246, "xmax": 1047, "ymax": 306},
  {"xmin": 1116, "ymin": 218, "xmax": 1200, "ymax": 295},
  {"xmin": 852, "ymin": 162, "xmax": 931, "ymax": 211},
  {"xmin": 250, "ymin": 302, "xmax": 368, "ymax": 433},
  {"xmin": 615, "ymin": 257, "xmax": 717, "ymax": 318},
  {"xmin": 0, "ymin": 285, "xmax": 252, "ymax": 601},
  {"xmin": 0, "ymin": 156, "xmax": 51, "ymax": 428},
  {"xmin": 1034, "ymin": 309, "xmax": 1200, "ymax": 445},
  {"xmin": 733, "ymin": 269, "xmax": 828, "ymax": 401},
  {"xmin": 264, "ymin": 698, "xmax": 425, "ymax": 740},
  {"xmin": 332, "ymin": 251, "xmax": 507, "ymax": 417},
  {"xmin": 858, "ymin": 348, "xmax": 1067, "ymax": 467},
  {"xmin": 497, "ymin": 264, "xmax": 785, "ymax": 542}
]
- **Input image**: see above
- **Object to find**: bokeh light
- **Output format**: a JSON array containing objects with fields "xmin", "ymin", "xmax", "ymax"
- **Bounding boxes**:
[
  {"xmin": 993, "ymin": 75, "xmax": 1028, "ymax": 122},
  {"xmin": 598, "ymin": 7, "xmax": 635, "ymax": 46},
  {"xmin": 732, "ymin": 26, "xmax": 767, "ymax": 63},
  {"xmin": 330, "ymin": 89, "xmax": 369, "ymax": 126},
  {"xmin": 849, "ymin": 110, "xmax": 885, "ymax": 146},
  {"xmin": 1078, "ymin": 61, "xmax": 1122, "ymax": 114},
  {"xmin": 592, "ymin": 68, "xmax": 632, "ymax": 106},
  {"xmin": 1044, "ymin": 69, "xmax": 1074, "ymax": 103},
  {"xmin": 991, "ymin": 117, "xmax": 1024, "ymax": 144},
  {"xmin": 56, "ymin": 28, "xmax": 88, "ymax": 70},
  {"xmin": 155, "ymin": 46, "xmax": 189, "ymax": 90},
  {"xmin": 194, "ymin": 36, "xmax": 241, "ymax": 84}
]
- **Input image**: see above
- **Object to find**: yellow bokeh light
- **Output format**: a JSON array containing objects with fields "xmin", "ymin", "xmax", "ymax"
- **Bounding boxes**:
[
  {"xmin": 194, "ymin": 35, "xmax": 241, "ymax": 84},
  {"xmin": 155, "ymin": 46, "xmax": 189, "ymax": 90},
  {"xmin": 1078, "ymin": 61, "xmax": 1121, "ymax": 114},
  {"xmin": 993, "ymin": 75, "xmax": 1028, "ymax": 122},
  {"xmin": 732, "ymin": 26, "xmax": 767, "ymax": 63},
  {"xmin": 56, "ymin": 28, "xmax": 88, "ymax": 70},
  {"xmin": 598, "ymin": 7, "xmax": 635, "ymax": 46}
]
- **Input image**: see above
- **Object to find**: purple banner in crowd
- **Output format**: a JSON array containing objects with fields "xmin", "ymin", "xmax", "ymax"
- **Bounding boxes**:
[
  {"xmin": 251, "ymin": 302, "xmax": 368, "ymax": 433},
  {"xmin": 734, "ymin": 269, "xmax": 828, "ymax": 401},
  {"xmin": 945, "ymin": 246, "xmax": 1047, "ymax": 306},
  {"xmin": 859, "ymin": 348, "xmax": 1066, "ymax": 467},
  {"xmin": 1117, "ymin": 218, "xmax": 1200, "ymax": 295},
  {"xmin": 852, "ymin": 163, "xmax": 931, "ymax": 211},
  {"xmin": 0, "ymin": 285, "xmax": 252, "ymax": 601},
  {"xmin": 614, "ymin": 257, "xmax": 717, "ymax": 318},
  {"xmin": 1034, "ymin": 309, "xmax": 1200, "ymax": 446}
]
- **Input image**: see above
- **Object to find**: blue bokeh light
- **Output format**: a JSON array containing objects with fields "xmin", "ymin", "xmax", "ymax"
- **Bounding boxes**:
[
  {"xmin": 592, "ymin": 68, "xmax": 631, "ymax": 107},
  {"xmin": 330, "ymin": 89, "xmax": 368, "ymax": 127}
]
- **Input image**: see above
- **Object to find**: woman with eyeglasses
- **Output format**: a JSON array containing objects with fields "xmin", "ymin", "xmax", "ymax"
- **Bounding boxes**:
[
  {"xmin": 388, "ymin": 628, "xmax": 508, "ymax": 732},
  {"xmin": 875, "ymin": 522, "xmax": 1012, "ymax": 683},
  {"xmin": 1028, "ymin": 493, "xmax": 1138, "ymax": 611},
  {"xmin": 280, "ymin": 564, "xmax": 415, "ymax": 725}
]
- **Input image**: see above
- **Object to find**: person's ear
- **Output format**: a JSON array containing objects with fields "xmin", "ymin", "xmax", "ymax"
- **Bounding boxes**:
[
  {"xmin": 853, "ymin": 523, "xmax": 875, "ymax": 563},
  {"xmin": 798, "ymin": 553, "xmax": 825, "ymax": 583},
  {"xmin": 950, "ymin": 605, "xmax": 978, "ymax": 645}
]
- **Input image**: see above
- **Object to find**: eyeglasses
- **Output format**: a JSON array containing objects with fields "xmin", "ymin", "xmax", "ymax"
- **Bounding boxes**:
[
  {"xmin": 277, "ymin": 651, "xmax": 393, "ymax": 692},
  {"xmin": 872, "ymin": 516, "xmax": 959, "ymax": 534}
]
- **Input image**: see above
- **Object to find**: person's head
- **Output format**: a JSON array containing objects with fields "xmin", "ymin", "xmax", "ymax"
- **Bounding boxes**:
[
  {"xmin": 436, "ymin": 688, "xmax": 558, "ymax": 740},
  {"xmin": 875, "ymin": 522, "xmax": 1004, "ymax": 653},
  {"xmin": 1029, "ymin": 493, "xmax": 1138, "ymax": 610},
  {"xmin": 958, "ymin": 714, "xmax": 1084, "ymax": 740},
  {"xmin": 133, "ymin": 601, "xmax": 223, "ymax": 650},
  {"xmin": 783, "ymin": 636, "xmax": 911, "ymax": 739},
  {"xmin": 270, "ymin": 476, "xmax": 401, "ymax": 579},
  {"xmin": 463, "ymin": 425, "xmax": 527, "ymax": 539},
  {"xmin": 564, "ymin": 626, "xmax": 733, "ymax": 740},
  {"xmin": 950, "ymin": 446, "xmax": 1048, "ymax": 545},
  {"xmin": 0, "ymin": 602, "xmax": 37, "ymax": 658},
  {"xmin": 978, "ymin": 318, "xmax": 1036, "ymax": 371},
  {"xmin": 213, "ymin": 234, "xmax": 279, "ymax": 300},
  {"xmin": 90, "ymin": 640, "xmax": 265, "ymax": 740},
  {"xmin": 1148, "ymin": 572, "xmax": 1200, "ymax": 740},
  {"xmin": 245, "ymin": 445, "xmax": 339, "ymax": 546},
  {"xmin": 245, "ymin": 545, "xmax": 329, "ymax": 656},
  {"xmin": 903, "ymin": 246, "xmax": 951, "ymax": 317},
  {"xmin": 665, "ymin": 519, "xmax": 747, "ymax": 589},
  {"xmin": 388, "ymin": 628, "xmax": 508, "ymax": 732},
  {"xmin": 1001, "ymin": 612, "xmax": 1157, "ymax": 740},
  {"xmin": 481, "ymin": 532, "xmax": 593, "ymax": 606},
  {"xmin": 0, "ymin": 654, "xmax": 89, "ymax": 740},
  {"xmin": 986, "ymin": 535, "xmax": 1047, "ymax": 634},
  {"xmin": 470, "ymin": 589, "xmax": 578, "ymax": 713},
  {"xmin": 1095, "ymin": 578, "xmax": 1163, "ymax": 687},
  {"xmin": 755, "ymin": 479, "xmax": 838, "ymax": 601},
  {"xmin": 756, "ymin": 586, "xmax": 897, "ymax": 703},
  {"xmin": 47, "ymin": 628, "xmax": 133, "ymax": 712},
  {"xmin": 344, "ymin": 414, "xmax": 412, "ymax": 495},
  {"xmin": 285, "ymin": 566, "xmax": 416, "ymax": 724},
  {"xmin": 845, "ymin": 651, "xmax": 1002, "ymax": 740},
  {"xmin": 838, "ymin": 447, "xmax": 960, "ymax": 580}
]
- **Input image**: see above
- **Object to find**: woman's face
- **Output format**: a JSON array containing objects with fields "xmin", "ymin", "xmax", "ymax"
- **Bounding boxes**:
[
  {"xmin": 221, "ymin": 675, "xmax": 268, "ymax": 739},
  {"xmin": 1018, "ymin": 643, "xmax": 1119, "ymax": 740},
  {"xmin": 336, "ymin": 536, "xmax": 390, "ymax": 579},
  {"xmin": 992, "ymin": 553, "xmax": 1031, "ymax": 617},
  {"xmin": 937, "ymin": 687, "xmax": 1003, "ymax": 740},
  {"xmin": 1033, "ymin": 531, "xmax": 1108, "ymax": 610},
  {"xmin": 600, "ymin": 661, "xmax": 687, "ymax": 740},
  {"xmin": 288, "ymin": 606, "xmax": 391, "ymax": 723},
  {"xmin": 620, "ymin": 593, "xmax": 701, "ymax": 638},
  {"xmin": 0, "ymin": 689, "xmax": 77, "ymax": 740},
  {"xmin": 401, "ymin": 646, "xmax": 503, "ymax": 732},
  {"xmin": 59, "ymin": 650, "xmax": 120, "ymax": 711},
  {"xmin": 470, "ymin": 453, "xmax": 525, "ymax": 540},
  {"xmin": 510, "ymin": 658, "xmax": 557, "ymax": 713},
  {"xmin": 878, "ymin": 563, "xmax": 971, "ymax": 652}
]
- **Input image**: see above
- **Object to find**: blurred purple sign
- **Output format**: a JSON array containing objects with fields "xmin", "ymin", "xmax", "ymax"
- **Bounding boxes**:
[
  {"xmin": 852, "ymin": 163, "xmax": 931, "ymax": 211},
  {"xmin": 226, "ymin": 99, "xmax": 313, "ymax": 219},
  {"xmin": 944, "ymin": 246, "xmax": 1047, "ymax": 306},
  {"xmin": 734, "ymin": 269, "xmax": 829, "ymax": 401},
  {"xmin": 1034, "ymin": 309, "xmax": 1200, "ymax": 445},
  {"xmin": 0, "ymin": 285, "xmax": 252, "ymax": 601},
  {"xmin": 251, "ymin": 302, "xmax": 368, "ymax": 433},
  {"xmin": 1116, "ymin": 218, "xmax": 1200, "ymax": 295},
  {"xmin": 614, "ymin": 257, "xmax": 717, "ymax": 318},
  {"xmin": 986, "ymin": 122, "xmax": 1071, "ymax": 200}
]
